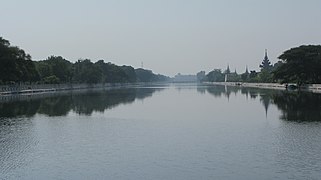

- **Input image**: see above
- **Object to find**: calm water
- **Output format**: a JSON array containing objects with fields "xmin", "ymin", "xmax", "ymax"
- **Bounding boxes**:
[{"xmin": 1, "ymin": 84, "xmax": 321, "ymax": 180}]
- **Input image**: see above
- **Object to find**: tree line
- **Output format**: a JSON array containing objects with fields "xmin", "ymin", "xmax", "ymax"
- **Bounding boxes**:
[
  {"xmin": 203, "ymin": 45, "xmax": 321, "ymax": 86},
  {"xmin": 0, "ymin": 37, "xmax": 169, "ymax": 85}
]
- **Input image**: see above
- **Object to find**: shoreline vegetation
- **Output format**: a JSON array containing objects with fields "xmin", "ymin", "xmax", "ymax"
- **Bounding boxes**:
[
  {"xmin": 1, "ymin": 36, "xmax": 321, "ymax": 96},
  {"xmin": 201, "ymin": 45, "xmax": 321, "ymax": 88},
  {"xmin": 0, "ymin": 37, "xmax": 170, "ymax": 87}
]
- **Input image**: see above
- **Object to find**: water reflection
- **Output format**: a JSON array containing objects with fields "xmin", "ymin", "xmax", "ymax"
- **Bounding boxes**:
[
  {"xmin": 272, "ymin": 91, "xmax": 321, "ymax": 122},
  {"xmin": 0, "ymin": 87, "xmax": 163, "ymax": 118},
  {"xmin": 1, "ymin": 84, "xmax": 321, "ymax": 179},
  {"xmin": 203, "ymin": 85, "xmax": 321, "ymax": 122},
  {"xmin": 0, "ymin": 100, "xmax": 41, "ymax": 118},
  {"xmin": 1, "ymin": 84, "xmax": 321, "ymax": 122}
]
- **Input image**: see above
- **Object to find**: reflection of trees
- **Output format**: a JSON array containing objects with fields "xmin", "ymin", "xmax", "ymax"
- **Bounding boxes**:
[
  {"xmin": 205, "ymin": 85, "xmax": 240, "ymax": 99},
  {"xmin": 205, "ymin": 84, "xmax": 321, "ymax": 122},
  {"xmin": 272, "ymin": 91, "xmax": 321, "ymax": 122},
  {"xmin": 0, "ymin": 100, "xmax": 40, "ymax": 118},
  {"xmin": 37, "ymin": 95, "xmax": 73, "ymax": 116},
  {"xmin": 206, "ymin": 85, "xmax": 227, "ymax": 97},
  {"xmin": 240, "ymin": 88, "xmax": 277, "ymax": 116},
  {"xmin": 241, "ymin": 88, "xmax": 321, "ymax": 121},
  {"xmin": 71, "ymin": 89, "xmax": 137, "ymax": 115},
  {"xmin": 0, "ymin": 87, "xmax": 162, "ymax": 118},
  {"xmin": 197, "ymin": 86, "xmax": 206, "ymax": 94},
  {"xmin": 135, "ymin": 88, "xmax": 159, "ymax": 100}
]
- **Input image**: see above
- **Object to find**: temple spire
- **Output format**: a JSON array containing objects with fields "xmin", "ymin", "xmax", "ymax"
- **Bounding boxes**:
[
  {"xmin": 226, "ymin": 64, "xmax": 230, "ymax": 74},
  {"xmin": 260, "ymin": 49, "xmax": 272, "ymax": 71}
]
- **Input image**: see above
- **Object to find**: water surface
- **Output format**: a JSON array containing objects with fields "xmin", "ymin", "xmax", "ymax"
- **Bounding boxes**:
[{"xmin": 1, "ymin": 84, "xmax": 321, "ymax": 180}]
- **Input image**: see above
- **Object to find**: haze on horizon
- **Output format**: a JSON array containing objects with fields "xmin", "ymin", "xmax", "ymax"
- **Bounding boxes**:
[{"xmin": 1, "ymin": 0, "xmax": 320, "ymax": 76}]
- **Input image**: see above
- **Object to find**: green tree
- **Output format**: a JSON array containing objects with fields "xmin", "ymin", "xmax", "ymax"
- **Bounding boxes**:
[
  {"xmin": 121, "ymin": 65, "xmax": 136, "ymax": 83},
  {"xmin": 134, "ymin": 68, "xmax": 169, "ymax": 82},
  {"xmin": 228, "ymin": 71, "xmax": 241, "ymax": 82},
  {"xmin": 35, "ymin": 61, "xmax": 52, "ymax": 80},
  {"xmin": 0, "ymin": 37, "xmax": 169, "ymax": 85},
  {"xmin": 43, "ymin": 75, "xmax": 60, "ymax": 84},
  {"xmin": 197, "ymin": 71, "xmax": 206, "ymax": 82},
  {"xmin": 73, "ymin": 59, "xmax": 102, "ymax": 83},
  {"xmin": 135, "ymin": 68, "xmax": 156, "ymax": 82},
  {"xmin": 206, "ymin": 69, "xmax": 225, "ymax": 82},
  {"xmin": 258, "ymin": 70, "xmax": 273, "ymax": 83},
  {"xmin": 239, "ymin": 66, "xmax": 249, "ymax": 82},
  {"xmin": 0, "ymin": 37, "xmax": 39, "ymax": 83},
  {"xmin": 248, "ymin": 70, "xmax": 259, "ymax": 82},
  {"xmin": 46, "ymin": 56, "xmax": 73, "ymax": 82},
  {"xmin": 273, "ymin": 45, "xmax": 321, "ymax": 85},
  {"xmin": 35, "ymin": 56, "xmax": 72, "ymax": 83},
  {"xmin": 95, "ymin": 60, "xmax": 130, "ymax": 83}
]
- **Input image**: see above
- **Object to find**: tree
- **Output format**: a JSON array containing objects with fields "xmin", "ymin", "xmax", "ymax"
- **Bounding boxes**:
[
  {"xmin": 258, "ymin": 70, "xmax": 273, "ymax": 83},
  {"xmin": 241, "ymin": 66, "xmax": 249, "ymax": 82},
  {"xmin": 43, "ymin": 75, "xmax": 60, "ymax": 84},
  {"xmin": 35, "ymin": 56, "xmax": 73, "ymax": 83},
  {"xmin": 134, "ymin": 68, "xmax": 169, "ymax": 82},
  {"xmin": 197, "ymin": 71, "xmax": 206, "ymax": 82},
  {"xmin": 0, "ymin": 36, "xmax": 169, "ymax": 85},
  {"xmin": 73, "ymin": 59, "xmax": 102, "ymax": 83},
  {"xmin": 46, "ymin": 56, "xmax": 73, "ymax": 82},
  {"xmin": 273, "ymin": 45, "xmax": 321, "ymax": 85},
  {"xmin": 0, "ymin": 37, "xmax": 39, "ymax": 83},
  {"xmin": 135, "ymin": 68, "xmax": 156, "ymax": 82},
  {"xmin": 248, "ymin": 70, "xmax": 259, "ymax": 82},
  {"xmin": 95, "ymin": 60, "xmax": 130, "ymax": 83},
  {"xmin": 272, "ymin": 61, "xmax": 283, "ymax": 70},
  {"xmin": 206, "ymin": 69, "xmax": 225, "ymax": 82},
  {"xmin": 35, "ymin": 61, "xmax": 52, "ymax": 80},
  {"xmin": 121, "ymin": 65, "xmax": 137, "ymax": 83}
]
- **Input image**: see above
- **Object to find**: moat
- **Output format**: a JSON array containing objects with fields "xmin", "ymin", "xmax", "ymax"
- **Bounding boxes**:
[{"xmin": 1, "ymin": 84, "xmax": 321, "ymax": 180}]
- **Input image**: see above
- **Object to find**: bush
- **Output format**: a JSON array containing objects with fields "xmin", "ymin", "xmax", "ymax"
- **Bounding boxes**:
[{"xmin": 43, "ymin": 75, "xmax": 60, "ymax": 84}]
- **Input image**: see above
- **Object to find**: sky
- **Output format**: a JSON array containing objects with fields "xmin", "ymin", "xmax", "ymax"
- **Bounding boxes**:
[{"xmin": 1, "ymin": 0, "xmax": 321, "ymax": 76}]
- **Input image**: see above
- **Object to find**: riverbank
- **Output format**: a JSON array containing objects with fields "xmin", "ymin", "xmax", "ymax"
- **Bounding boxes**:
[
  {"xmin": 204, "ymin": 82, "xmax": 321, "ymax": 93},
  {"xmin": 0, "ymin": 83, "xmax": 144, "ymax": 96}
]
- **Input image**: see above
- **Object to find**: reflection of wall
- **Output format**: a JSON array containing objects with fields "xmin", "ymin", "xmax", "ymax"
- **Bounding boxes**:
[{"xmin": 0, "ymin": 87, "xmax": 163, "ymax": 118}]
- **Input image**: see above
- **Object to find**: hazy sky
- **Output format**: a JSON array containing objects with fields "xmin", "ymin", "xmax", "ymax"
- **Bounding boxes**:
[{"xmin": 1, "ymin": 0, "xmax": 321, "ymax": 76}]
